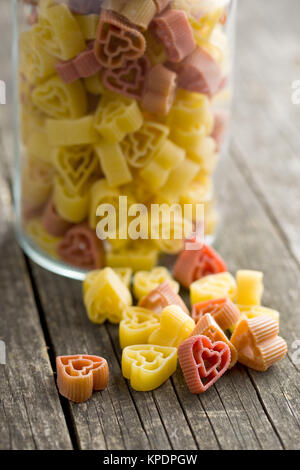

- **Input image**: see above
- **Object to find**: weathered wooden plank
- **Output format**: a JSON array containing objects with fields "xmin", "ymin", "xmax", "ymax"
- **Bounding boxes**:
[
  {"xmin": 0, "ymin": 161, "xmax": 72, "ymax": 450},
  {"xmin": 214, "ymin": 153, "xmax": 300, "ymax": 450},
  {"xmin": 106, "ymin": 322, "xmax": 198, "ymax": 450},
  {"xmin": 31, "ymin": 266, "xmax": 187, "ymax": 450},
  {"xmin": 232, "ymin": 0, "xmax": 300, "ymax": 264}
]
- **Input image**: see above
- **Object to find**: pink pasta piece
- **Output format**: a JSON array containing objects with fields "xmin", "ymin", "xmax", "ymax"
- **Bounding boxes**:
[
  {"xmin": 56, "ymin": 43, "xmax": 102, "ymax": 83},
  {"xmin": 73, "ymin": 42, "xmax": 102, "ymax": 78},
  {"xmin": 174, "ymin": 243, "xmax": 227, "ymax": 289},
  {"xmin": 151, "ymin": 9, "xmax": 196, "ymax": 63},
  {"xmin": 68, "ymin": 0, "xmax": 102, "ymax": 15},
  {"xmin": 57, "ymin": 223, "xmax": 105, "ymax": 270},
  {"xmin": 102, "ymin": 55, "xmax": 151, "ymax": 100},
  {"xmin": 95, "ymin": 9, "xmax": 146, "ymax": 69},
  {"xmin": 42, "ymin": 198, "xmax": 73, "ymax": 238},
  {"xmin": 154, "ymin": 0, "xmax": 170, "ymax": 13},
  {"xmin": 141, "ymin": 64, "xmax": 177, "ymax": 115},
  {"xmin": 55, "ymin": 60, "xmax": 79, "ymax": 84},
  {"xmin": 169, "ymin": 47, "xmax": 223, "ymax": 97},
  {"xmin": 211, "ymin": 110, "xmax": 229, "ymax": 152},
  {"xmin": 178, "ymin": 335, "xmax": 231, "ymax": 394}
]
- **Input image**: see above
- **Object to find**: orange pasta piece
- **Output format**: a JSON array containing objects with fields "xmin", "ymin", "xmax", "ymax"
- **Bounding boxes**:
[
  {"xmin": 138, "ymin": 280, "xmax": 190, "ymax": 316},
  {"xmin": 174, "ymin": 243, "xmax": 227, "ymax": 289},
  {"xmin": 192, "ymin": 298, "xmax": 240, "ymax": 331},
  {"xmin": 141, "ymin": 64, "xmax": 177, "ymax": 115},
  {"xmin": 230, "ymin": 315, "xmax": 287, "ymax": 371},
  {"xmin": 56, "ymin": 355, "xmax": 109, "ymax": 403}
]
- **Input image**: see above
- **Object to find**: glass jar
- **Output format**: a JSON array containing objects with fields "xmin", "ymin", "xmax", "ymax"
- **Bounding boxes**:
[{"xmin": 13, "ymin": 0, "xmax": 236, "ymax": 279}]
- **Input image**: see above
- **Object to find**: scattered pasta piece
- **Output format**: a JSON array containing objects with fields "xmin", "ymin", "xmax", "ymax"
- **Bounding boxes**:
[
  {"xmin": 56, "ymin": 355, "xmax": 108, "ymax": 403},
  {"xmin": 84, "ymin": 267, "xmax": 132, "ymax": 324},
  {"xmin": 148, "ymin": 305, "xmax": 195, "ymax": 348},
  {"xmin": 174, "ymin": 243, "xmax": 227, "ymax": 288},
  {"xmin": 122, "ymin": 344, "xmax": 177, "ymax": 391},
  {"xmin": 139, "ymin": 280, "xmax": 190, "ymax": 315},
  {"xmin": 230, "ymin": 315, "xmax": 287, "ymax": 371},
  {"xmin": 190, "ymin": 272, "xmax": 236, "ymax": 305},
  {"xmin": 192, "ymin": 313, "xmax": 237, "ymax": 368},
  {"xmin": 236, "ymin": 270, "xmax": 264, "ymax": 306},
  {"xmin": 178, "ymin": 335, "xmax": 231, "ymax": 393},
  {"xmin": 133, "ymin": 267, "xmax": 179, "ymax": 300},
  {"xmin": 192, "ymin": 297, "xmax": 241, "ymax": 331},
  {"xmin": 119, "ymin": 306, "xmax": 160, "ymax": 349}
]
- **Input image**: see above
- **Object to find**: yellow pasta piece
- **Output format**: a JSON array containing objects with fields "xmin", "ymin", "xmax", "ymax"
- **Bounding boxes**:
[
  {"xmin": 121, "ymin": 121, "xmax": 169, "ymax": 168},
  {"xmin": 94, "ymin": 96, "xmax": 143, "ymax": 143},
  {"xmin": 236, "ymin": 270, "xmax": 264, "ymax": 306},
  {"xmin": 119, "ymin": 306, "xmax": 160, "ymax": 349},
  {"xmin": 170, "ymin": 125, "xmax": 207, "ymax": 153},
  {"xmin": 187, "ymin": 136, "xmax": 218, "ymax": 175},
  {"xmin": 180, "ymin": 176, "xmax": 213, "ymax": 205},
  {"xmin": 204, "ymin": 199, "xmax": 218, "ymax": 236},
  {"xmin": 33, "ymin": 2, "xmax": 85, "ymax": 60},
  {"xmin": 158, "ymin": 158, "xmax": 200, "ymax": 203},
  {"xmin": 144, "ymin": 30, "xmax": 167, "ymax": 66},
  {"xmin": 148, "ymin": 305, "xmax": 195, "ymax": 348},
  {"xmin": 19, "ymin": 30, "xmax": 56, "ymax": 84},
  {"xmin": 83, "ymin": 267, "xmax": 132, "ymax": 324},
  {"xmin": 122, "ymin": 344, "xmax": 177, "ymax": 391},
  {"xmin": 75, "ymin": 14, "xmax": 99, "ymax": 40},
  {"xmin": 106, "ymin": 243, "xmax": 159, "ymax": 272},
  {"xmin": 46, "ymin": 116, "xmax": 98, "ymax": 147},
  {"xmin": 190, "ymin": 272, "xmax": 237, "ymax": 306},
  {"xmin": 94, "ymin": 141, "xmax": 132, "ymax": 187},
  {"xmin": 139, "ymin": 139, "xmax": 185, "ymax": 189},
  {"xmin": 89, "ymin": 179, "xmax": 121, "ymax": 229},
  {"xmin": 151, "ymin": 211, "xmax": 194, "ymax": 255},
  {"xmin": 123, "ymin": 180, "xmax": 153, "ymax": 205},
  {"xmin": 113, "ymin": 267, "xmax": 133, "ymax": 289},
  {"xmin": 169, "ymin": 90, "xmax": 214, "ymax": 135},
  {"xmin": 27, "ymin": 128, "xmax": 52, "ymax": 164},
  {"xmin": 189, "ymin": 7, "xmax": 223, "ymax": 43},
  {"xmin": 32, "ymin": 75, "xmax": 87, "ymax": 119},
  {"xmin": 52, "ymin": 145, "xmax": 99, "ymax": 193},
  {"xmin": 26, "ymin": 218, "xmax": 61, "ymax": 259},
  {"xmin": 133, "ymin": 267, "xmax": 179, "ymax": 300},
  {"xmin": 84, "ymin": 73, "xmax": 106, "ymax": 95},
  {"xmin": 238, "ymin": 305, "xmax": 279, "ymax": 324},
  {"xmin": 83, "ymin": 267, "xmax": 132, "ymax": 296},
  {"xmin": 54, "ymin": 176, "xmax": 90, "ymax": 223},
  {"xmin": 22, "ymin": 157, "xmax": 54, "ymax": 208}
]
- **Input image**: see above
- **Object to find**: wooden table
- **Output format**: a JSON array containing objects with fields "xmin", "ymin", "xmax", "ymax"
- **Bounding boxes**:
[{"xmin": 0, "ymin": 0, "xmax": 299, "ymax": 450}]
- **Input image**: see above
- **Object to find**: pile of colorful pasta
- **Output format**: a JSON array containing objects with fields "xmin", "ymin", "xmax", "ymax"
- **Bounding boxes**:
[
  {"xmin": 56, "ymin": 243, "xmax": 287, "ymax": 402},
  {"xmin": 20, "ymin": 0, "xmax": 231, "ymax": 270}
]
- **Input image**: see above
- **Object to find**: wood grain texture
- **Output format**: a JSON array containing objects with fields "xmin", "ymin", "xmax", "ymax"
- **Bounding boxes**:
[
  {"xmin": 0, "ymin": 156, "xmax": 72, "ymax": 450},
  {"xmin": 0, "ymin": 0, "xmax": 299, "ymax": 451}
]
